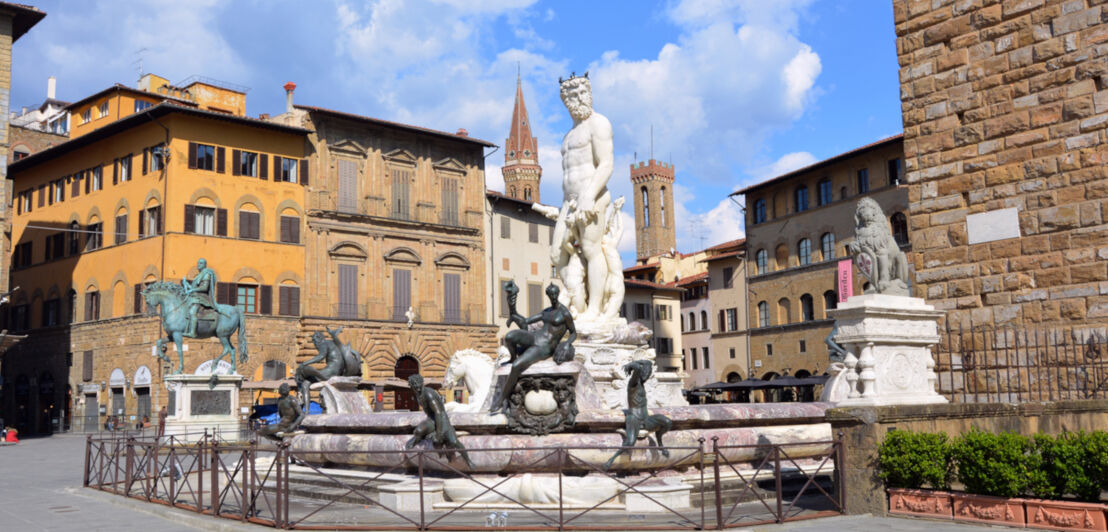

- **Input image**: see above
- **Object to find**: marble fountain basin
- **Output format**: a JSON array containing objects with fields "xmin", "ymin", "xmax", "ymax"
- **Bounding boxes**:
[{"xmin": 290, "ymin": 402, "xmax": 834, "ymax": 473}]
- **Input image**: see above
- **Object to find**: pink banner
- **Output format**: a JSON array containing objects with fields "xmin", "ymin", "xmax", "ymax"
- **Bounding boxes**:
[{"xmin": 837, "ymin": 259, "xmax": 853, "ymax": 302}]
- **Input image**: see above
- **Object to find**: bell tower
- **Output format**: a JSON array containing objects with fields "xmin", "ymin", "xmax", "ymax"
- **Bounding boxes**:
[
  {"xmin": 502, "ymin": 73, "xmax": 541, "ymax": 202},
  {"xmin": 631, "ymin": 159, "xmax": 676, "ymax": 261}
]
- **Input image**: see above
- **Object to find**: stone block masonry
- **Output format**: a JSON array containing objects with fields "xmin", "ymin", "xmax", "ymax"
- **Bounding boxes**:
[{"xmin": 895, "ymin": 0, "xmax": 1108, "ymax": 327}]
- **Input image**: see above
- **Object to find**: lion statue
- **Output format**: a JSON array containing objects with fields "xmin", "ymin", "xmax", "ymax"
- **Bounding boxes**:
[{"xmin": 847, "ymin": 197, "xmax": 910, "ymax": 296}]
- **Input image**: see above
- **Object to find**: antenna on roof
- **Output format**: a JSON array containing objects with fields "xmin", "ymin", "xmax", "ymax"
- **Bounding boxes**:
[
  {"xmin": 133, "ymin": 48, "xmax": 148, "ymax": 81},
  {"xmin": 650, "ymin": 124, "xmax": 654, "ymax": 161}
]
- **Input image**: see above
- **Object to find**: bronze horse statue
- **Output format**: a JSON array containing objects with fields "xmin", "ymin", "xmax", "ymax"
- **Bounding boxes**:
[{"xmin": 142, "ymin": 281, "xmax": 248, "ymax": 375}]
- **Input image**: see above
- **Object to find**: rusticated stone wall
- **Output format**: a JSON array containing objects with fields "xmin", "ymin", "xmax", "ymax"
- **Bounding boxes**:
[{"xmin": 895, "ymin": 0, "xmax": 1108, "ymax": 327}]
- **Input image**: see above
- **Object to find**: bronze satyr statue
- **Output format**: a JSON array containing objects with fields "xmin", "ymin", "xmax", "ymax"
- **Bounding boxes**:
[
  {"xmin": 604, "ymin": 359, "xmax": 671, "ymax": 470},
  {"xmin": 848, "ymin": 197, "xmax": 910, "ymax": 296},
  {"xmin": 491, "ymin": 283, "xmax": 577, "ymax": 415},
  {"xmin": 259, "ymin": 383, "xmax": 305, "ymax": 442},
  {"xmin": 405, "ymin": 374, "xmax": 474, "ymax": 469},
  {"xmin": 295, "ymin": 326, "xmax": 362, "ymax": 408}
]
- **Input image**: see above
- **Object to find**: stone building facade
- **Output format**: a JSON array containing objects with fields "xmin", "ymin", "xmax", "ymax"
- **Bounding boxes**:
[
  {"xmin": 631, "ymin": 159, "xmax": 677, "ymax": 261},
  {"xmin": 485, "ymin": 190, "xmax": 559, "ymax": 338},
  {"xmin": 894, "ymin": 0, "xmax": 1108, "ymax": 326},
  {"xmin": 678, "ymin": 272, "xmax": 713, "ymax": 386},
  {"xmin": 703, "ymin": 240, "xmax": 749, "ymax": 386},
  {"xmin": 622, "ymin": 279, "xmax": 683, "ymax": 372},
  {"xmin": 737, "ymin": 135, "xmax": 909, "ymax": 380},
  {"xmin": 10, "ymin": 123, "xmax": 65, "ymax": 160}
]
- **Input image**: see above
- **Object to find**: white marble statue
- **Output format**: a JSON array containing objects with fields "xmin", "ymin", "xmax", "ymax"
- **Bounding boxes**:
[
  {"xmin": 443, "ymin": 349, "xmax": 496, "ymax": 413},
  {"xmin": 540, "ymin": 72, "xmax": 624, "ymax": 331}
]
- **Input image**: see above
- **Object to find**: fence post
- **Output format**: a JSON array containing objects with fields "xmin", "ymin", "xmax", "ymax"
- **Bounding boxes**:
[
  {"xmin": 418, "ymin": 450, "xmax": 425, "ymax": 531},
  {"xmin": 699, "ymin": 437, "xmax": 706, "ymax": 529},
  {"xmin": 283, "ymin": 442, "xmax": 291, "ymax": 528},
  {"xmin": 836, "ymin": 430, "xmax": 846, "ymax": 514},
  {"xmin": 125, "ymin": 437, "xmax": 135, "ymax": 497},
  {"xmin": 242, "ymin": 447, "xmax": 250, "ymax": 521},
  {"xmin": 558, "ymin": 447, "xmax": 564, "ymax": 532},
  {"xmin": 774, "ymin": 445, "xmax": 783, "ymax": 522},
  {"xmin": 211, "ymin": 440, "xmax": 220, "ymax": 516},
  {"xmin": 713, "ymin": 437, "xmax": 722, "ymax": 530},
  {"xmin": 197, "ymin": 437, "xmax": 205, "ymax": 512},
  {"xmin": 83, "ymin": 435, "xmax": 92, "ymax": 487}
]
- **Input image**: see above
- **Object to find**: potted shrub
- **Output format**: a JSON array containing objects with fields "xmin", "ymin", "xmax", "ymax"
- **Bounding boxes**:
[
  {"xmin": 879, "ymin": 429, "xmax": 954, "ymax": 519},
  {"xmin": 1024, "ymin": 432, "xmax": 1108, "ymax": 532},
  {"xmin": 950, "ymin": 429, "xmax": 1031, "ymax": 526}
]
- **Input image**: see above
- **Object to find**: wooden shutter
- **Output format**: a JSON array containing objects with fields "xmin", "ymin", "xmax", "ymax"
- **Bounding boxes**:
[
  {"xmin": 137, "ymin": 210, "xmax": 145, "ymax": 238},
  {"xmin": 142, "ymin": 148, "xmax": 148, "ymax": 175},
  {"xmin": 392, "ymin": 169, "xmax": 409, "ymax": 218},
  {"xmin": 718, "ymin": 310, "xmax": 725, "ymax": 332},
  {"xmin": 37, "ymin": 185, "xmax": 45, "ymax": 207},
  {"xmin": 156, "ymin": 207, "xmax": 163, "ymax": 235},
  {"xmin": 338, "ymin": 264, "xmax": 358, "ymax": 318},
  {"xmin": 133, "ymin": 284, "xmax": 142, "ymax": 314},
  {"xmin": 126, "ymin": 154, "xmax": 133, "ymax": 180},
  {"xmin": 216, "ymin": 282, "xmax": 229, "ymax": 305},
  {"xmin": 84, "ymin": 171, "xmax": 90, "ymax": 194},
  {"xmin": 392, "ymin": 269, "xmax": 411, "ymax": 318},
  {"xmin": 299, "ymin": 159, "xmax": 309, "ymax": 185},
  {"xmin": 71, "ymin": 175, "xmax": 80, "ymax": 197},
  {"xmin": 529, "ymin": 222, "xmax": 538, "ymax": 243},
  {"xmin": 188, "ymin": 142, "xmax": 198, "ymax": 169},
  {"xmin": 260, "ymin": 154, "xmax": 269, "ymax": 179},
  {"xmin": 84, "ymin": 293, "xmax": 93, "ymax": 322},
  {"xmin": 184, "ymin": 205, "xmax": 196, "ymax": 233},
  {"xmin": 239, "ymin": 211, "xmax": 259, "ymax": 239},
  {"xmin": 441, "ymin": 178, "xmax": 458, "ymax": 224},
  {"xmin": 52, "ymin": 232, "xmax": 63, "ymax": 259},
  {"xmin": 216, "ymin": 147, "xmax": 225, "ymax": 173},
  {"xmin": 281, "ymin": 215, "xmax": 299, "ymax": 244},
  {"xmin": 444, "ymin": 273, "xmax": 460, "ymax": 322},
  {"xmin": 337, "ymin": 159, "xmax": 357, "ymax": 212},
  {"xmin": 231, "ymin": 150, "xmax": 241, "ymax": 176},
  {"xmin": 82, "ymin": 351, "xmax": 93, "ymax": 381},
  {"xmin": 113, "ymin": 158, "xmax": 119, "ymax": 185},
  {"xmin": 285, "ymin": 286, "xmax": 300, "ymax": 316},
  {"xmin": 499, "ymin": 281, "xmax": 510, "ymax": 318},
  {"xmin": 500, "ymin": 216, "xmax": 510, "ymax": 238},
  {"xmin": 259, "ymin": 285, "xmax": 272, "ymax": 315},
  {"xmin": 216, "ymin": 208, "xmax": 227, "ymax": 236},
  {"xmin": 528, "ymin": 283, "xmax": 542, "ymax": 316},
  {"xmin": 57, "ymin": 179, "xmax": 65, "ymax": 202},
  {"xmin": 273, "ymin": 156, "xmax": 282, "ymax": 181}
]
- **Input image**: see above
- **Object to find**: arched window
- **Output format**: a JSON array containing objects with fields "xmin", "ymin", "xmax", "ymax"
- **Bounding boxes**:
[
  {"xmin": 753, "ymin": 199, "xmax": 766, "ymax": 224},
  {"xmin": 777, "ymin": 298, "xmax": 791, "ymax": 324},
  {"xmin": 755, "ymin": 249, "xmax": 768, "ymax": 275},
  {"xmin": 758, "ymin": 301, "xmax": 769, "ymax": 327},
  {"xmin": 823, "ymin": 290, "xmax": 838, "ymax": 316},
  {"xmin": 775, "ymin": 244, "xmax": 789, "ymax": 270},
  {"xmin": 797, "ymin": 238, "xmax": 811, "ymax": 266},
  {"xmin": 688, "ymin": 312, "xmax": 696, "ymax": 330},
  {"xmin": 840, "ymin": 186, "xmax": 848, "ymax": 200},
  {"xmin": 817, "ymin": 178, "xmax": 832, "ymax": 206},
  {"xmin": 800, "ymin": 294, "xmax": 814, "ymax": 321},
  {"xmin": 68, "ymin": 221, "xmax": 81, "ymax": 256},
  {"xmin": 794, "ymin": 186, "xmax": 809, "ymax": 212},
  {"xmin": 820, "ymin": 233, "xmax": 835, "ymax": 260},
  {"xmin": 891, "ymin": 212, "xmax": 909, "ymax": 246},
  {"xmin": 641, "ymin": 186, "xmax": 650, "ymax": 227},
  {"xmin": 700, "ymin": 310, "xmax": 708, "ymax": 331},
  {"xmin": 523, "ymin": 187, "xmax": 532, "ymax": 201},
  {"xmin": 660, "ymin": 186, "xmax": 667, "ymax": 227},
  {"xmin": 393, "ymin": 355, "xmax": 420, "ymax": 411},
  {"xmin": 509, "ymin": 185, "xmax": 516, "ymax": 197}
]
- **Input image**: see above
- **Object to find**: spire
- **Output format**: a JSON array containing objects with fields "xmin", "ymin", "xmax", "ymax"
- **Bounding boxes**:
[{"xmin": 502, "ymin": 71, "xmax": 542, "ymax": 202}]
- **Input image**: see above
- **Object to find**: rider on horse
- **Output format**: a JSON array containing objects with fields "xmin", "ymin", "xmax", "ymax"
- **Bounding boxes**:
[{"xmin": 183, "ymin": 258, "xmax": 218, "ymax": 338}]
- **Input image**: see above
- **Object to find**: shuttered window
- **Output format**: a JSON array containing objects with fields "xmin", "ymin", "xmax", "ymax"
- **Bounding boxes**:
[
  {"xmin": 82, "ymin": 350, "xmax": 93, "ymax": 381},
  {"xmin": 239, "ymin": 211, "xmax": 260, "ymax": 240},
  {"xmin": 391, "ymin": 169, "xmax": 410, "ymax": 220},
  {"xmin": 527, "ymin": 283, "xmax": 543, "ymax": 316},
  {"xmin": 500, "ymin": 216, "xmax": 510, "ymax": 238},
  {"xmin": 337, "ymin": 264, "xmax": 358, "ymax": 319},
  {"xmin": 85, "ymin": 291, "xmax": 100, "ymax": 321},
  {"xmin": 114, "ymin": 214, "xmax": 127, "ymax": 244},
  {"xmin": 441, "ymin": 178, "xmax": 458, "ymax": 225},
  {"xmin": 279, "ymin": 286, "xmax": 300, "ymax": 316},
  {"xmin": 443, "ymin": 273, "xmax": 461, "ymax": 323},
  {"xmin": 337, "ymin": 159, "xmax": 358, "ymax": 213},
  {"xmin": 529, "ymin": 222, "xmax": 538, "ymax": 243},
  {"xmin": 392, "ymin": 269, "xmax": 411, "ymax": 321},
  {"xmin": 499, "ymin": 280, "xmax": 511, "ymax": 318},
  {"xmin": 280, "ymin": 215, "xmax": 300, "ymax": 243}
]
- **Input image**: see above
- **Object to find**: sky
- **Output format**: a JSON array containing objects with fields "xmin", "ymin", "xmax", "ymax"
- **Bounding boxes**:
[{"xmin": 9, "ymin": 0, "xmax": 904, "ymax": 266}]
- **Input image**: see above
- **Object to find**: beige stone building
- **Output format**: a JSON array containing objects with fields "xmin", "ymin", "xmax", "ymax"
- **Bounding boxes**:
[
  {"xmin": 485, "ymin": 190, "xmax": 559, "ymax": 338},
  {"xmin": 622, "ymin": 279, "xmax": 683, "ymax": 373},
  {"xmin": 894, "ymin": 0, "xmax": 1108, "ymax": 327},
  {"xmin": 736, "ymin": 135, "xmax": 909, "ymax": 380},
  {"xmin": 703, "ymin": 239, "xmax": 749, "ymax": 385}
]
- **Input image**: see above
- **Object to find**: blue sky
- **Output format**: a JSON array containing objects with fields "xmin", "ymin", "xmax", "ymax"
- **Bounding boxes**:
[{"xmin": 10, "ymin": 0, "xmax": 903, "ymax": 265}]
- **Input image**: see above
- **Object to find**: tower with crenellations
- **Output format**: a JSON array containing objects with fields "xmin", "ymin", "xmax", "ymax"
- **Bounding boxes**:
[{"xmin": 631, "ymin": 159, "xmax": 676, "ymax": 262}]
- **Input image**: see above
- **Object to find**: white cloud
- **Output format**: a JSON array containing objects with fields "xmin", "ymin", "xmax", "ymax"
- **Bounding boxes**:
[
  {"xmin": 672, "ymin": 183, "xmax": 744, "ymax": 253},
  {"xmin": 750, "ymin": 151, "xmax": 818, "ymax": 182}
]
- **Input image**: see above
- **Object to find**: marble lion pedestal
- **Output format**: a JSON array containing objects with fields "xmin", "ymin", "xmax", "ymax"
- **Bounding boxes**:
[
  {"xmin": 829, "ymin": 294, "xmax": 947, "ymax": 406},
  {"xmin": 163, "ymin": 373, "xmax": 245, "ymax": 442}
]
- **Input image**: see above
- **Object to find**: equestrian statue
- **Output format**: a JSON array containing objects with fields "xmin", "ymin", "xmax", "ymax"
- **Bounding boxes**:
[{"xmin": 143, "ymin": 258, "xmax": 248, "ymax": 375}]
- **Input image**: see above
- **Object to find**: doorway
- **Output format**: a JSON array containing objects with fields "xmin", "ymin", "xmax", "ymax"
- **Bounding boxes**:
[{"xmin": 393, "ymin": 355, "xmax": 419, "ymax": 411}]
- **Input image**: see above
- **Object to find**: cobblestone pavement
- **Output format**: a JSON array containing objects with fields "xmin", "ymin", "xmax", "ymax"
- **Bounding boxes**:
[{"xmin": 1, "ymin": 433, "xmax": 1014, "ymax": 531}]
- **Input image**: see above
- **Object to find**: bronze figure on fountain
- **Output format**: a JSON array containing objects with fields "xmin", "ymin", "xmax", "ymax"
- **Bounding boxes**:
[
  {"xmin": 405, "ymin": 374, "xmax": 474, "ymax": 469},
  {"xmin": 295, "ymin": 326, "xmax": 363, "ymax": 409}
]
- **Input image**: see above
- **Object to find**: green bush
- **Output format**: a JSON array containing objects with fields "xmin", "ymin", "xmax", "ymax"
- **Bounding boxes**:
[
  {"xmin": 1034, "ymin": 431, "xmax": 1108, "ymax": 502},
  {"xmin": 878, "ymin": 430, "xmax": 953, "ymax": 490},
  {"xmin": 952, "ymin": 429, "xmax": 1038, "ymax": 498}
]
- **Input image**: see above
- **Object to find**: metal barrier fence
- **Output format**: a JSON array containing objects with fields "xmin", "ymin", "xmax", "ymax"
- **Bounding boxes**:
[
  {"xmin": 934, "ymin": 323, "xmax": 1108, "ymax": 403},
  {"xmin": 84, "ymin": 433, "xmax": 844, "ymax": 530}
]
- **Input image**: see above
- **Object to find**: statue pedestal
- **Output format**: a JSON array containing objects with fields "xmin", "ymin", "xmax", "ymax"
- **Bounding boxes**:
[
  {"xmin": 163, "ymin": 374, "xmax": 245, "ymax": 443},
  {"xmin": 310, "ymin": 377, "xmax": 372, "ymax": 414},
  {"xmin": 577, "ymin": 342, "xmax": 688, "ymax": 409},
  {"xmin": 828, "ymin": 294, "xmax": 947, "ymax": 407}
]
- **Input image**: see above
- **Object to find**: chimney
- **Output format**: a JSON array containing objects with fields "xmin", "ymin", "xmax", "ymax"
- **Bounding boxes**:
[
  {"xmin": 47, "ymin": 76, "xmax": 56, "ymax": 100},
  {"xmin": 283, "ymin": 82, "xmax": 296, "ymax": 114},
  {"xmin": 455, "ymin": 128, "xmax": 468, "ymax": 137}
]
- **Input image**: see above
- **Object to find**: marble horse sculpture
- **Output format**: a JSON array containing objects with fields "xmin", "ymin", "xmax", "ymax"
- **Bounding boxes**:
[
  {"xmin": 443, "ymin": 349, "xmax": 497, "ymax": 413},
  {"xmin": 847, "ymin": 197, "xmax": 910, "ymax": 296},
  {"xmin": 144, "ymin": 280, "xmax": 248, "ymax": 375},
  {"xmin": 605, "ymin": 359, "xmax": 672, "ymax": 470},
  {"xmin": 295, "ymin": 326, "xmax": 363, "ymax": 409},
  {"xmin": 405, "ymin": 374, "xmax": 474, "ymax": 469}
]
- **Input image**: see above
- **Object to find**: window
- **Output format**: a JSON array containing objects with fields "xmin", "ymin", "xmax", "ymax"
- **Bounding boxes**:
[
  {"xmin": 441, "ymin": 177, "xmax": 459, "ymax": 225},
  {"xmin": 700, "ymin": 310, "xmax": 708, "ymax": 331},
  {"xmin": 729, "ymin": 348, "xmax": 736, "ymax": 359},
  {"xmin": 114, "ymin": 214, "xmax": 127, "ymax": 244},
  {"xmin": 236, "ymin": 285, "xmax": 257, "ymax": 314},
  {"xmin": 641, "ymin": 186, "xmax": 650, "ymax": 226},
  {"xmin": 888, "ymin": 158, "xmax": 902, "ymax": 185},
  {"xmin": 753, "ymin": 249, "xmax": 768, "ymax": 276},
  {"xmin": 91, "ymin": 167, "xmax": 102, "ymax": 191},
  {"xmin": 278, "ymin": 285, "xmax": 300, "ymax": 316},
  {"xmin": 13, "ymin": 242, "xmax": 31, "ymax": 268},
  {"xmin": 391, "ymin": 169, "xmax": 410, "ymax": 219},
  {"xmin": 43, "ymin": 299, "xmax": 59, "ymax": 327},
  {"xmin": 98, "ymin": 101, "xmax": 109, "ymax": 118},
  {"xmin": 660, "ymin": 186, "xmax": 667, "ymax": 227},
  {"xmin": 824, "ymin": 290, "xmax": 838, "ymax": 315},
  {"xmin": 528, "ymin": 283, "xmax": 543, "ymax": 316},
  {"xmin": 702, "ymin": 347, "xmax": 710, "ymax": 370},
  {"xmin": 778, "ymin": 298, "xmax": 791, "ymax": 324},
  {"xmin": 192, "ymin": 206, "xmax": 215, "ymax": 235},
  {"xmin": 280, "ymin": 215, "xmax": 300, "ymax": 244},
  {"xmin": 500, "ymin": 216, "xmax": 511, "ymax": 238},
  {"xmin": 443, "ymin": 273, "xmax": 462, "ymax": 323},
  {"xmin": 688, "ymin": 312, "xmax": 696, "ymax": 330},
  {"xmin": 528, "ymin": 222, "xmax": 538, "ymax": 243},
  {"xmin": 891, "ymin": 212, "xmax": 909, "ymax": 246},
  {"xmin": 68, "ymin": 221, "xmax": 80, "ymax": 255},
  {"xmin": 118, "ymin": 156, "xmax": 131, "ymax": 183},
  {"xmin": 134, "ymin": 100, "xmax": 152, "ymax": 113},
  {"xmin": 719, "ymin": 309, "xmax": 725, "ymax": 332},
  {"xmin": 86, "ymin": 222, "xmax": 103, "ymax": 251},
  {"xmin": 11, "ymin": 305, "xmax": 28, "ymax": 331},
  {"xmin": 800, "ymin": 294, "xmax": 814, "ymax": 321},
  {"xmin": 85, "ymin": 291, "xmax": 100, "ymax": 321},
  {"xmin": 45, "ymin": 233, "xmax": 64, "ymax": 261},
  {"xmin": 280, "ymin": 157, "xmax": 299, "ymax": 183},
  {"xmin": 237, "ymin": 150, "xmax": 258, "ymax": 177},
  {"xmin": 691, "ymin": 348, "xmax": 698, "ymax": 370},
  {"xmin": 635, "ymin": 304, "xmax": 650, "ymax": 320},
  {"xmin": 726, "ymin": 308, "xmax": 738, "ymax": 331},
  {"xmin": 797, "ymin": 238, "xmax": 811, "ymax": 266},
  {"xmin": 52, "ymin": 179, "xmax": 65, "ymax": 203},
  {"xmin": 523, "ymin": 187, "xmax": 532, "ymax": 201},
  {"xmin": 337, "ymin": 159, "xmax": 357, "ymax": 212},
  {"xmin": 195, "ymin": 144, "xmax": 215, "ymax": 171},
  {"xmin": 821, "ymin": 233, "xmax": 835, "ymax": 260},
  {"xmin": 81, "ymin": 108, "xmax": 91, "ymax": 124},
  {"xmin": 140, "ymin": 206, "xmax": 161, "ymax": 237},
  {"xmin": 800, "ymin": 340, "xmax": 807, "ymax": 353},
  {"xmin": 794, "ymin": 186, "xmax": 809, "ymax": 212},
  {"xmin": 767, "ymin": 344, "xmax": 774, "ymax": 356},
  {"xmin": 857, "ymin": 168, "xmax": 869, "ymax": 193},
  {"xmin": 722, "ymin": 266, "xmax": 734, "ymax": 288},
  {"xmin": 655, "ymin": 337, "xmax": 672, "ymax": 355},
  {"xmin": 239, "ymin": 211, "xmax": 260, "ymax": 240},
  {"xmin": 20, "ymin": 190, "xmax": 32, "ymax": 214},
  {"xmin": 680, "ymin": 314, "xmax": 685, "ymax": 332},
  {"xmin": 817, "ymin": 178, "xmax": 832, "ymax": 206},
  {"xmin": 148, "ymin": 145, "xmax": 164, "ymax": 172},
  {"xmin": 392, "ymin": 269, "xmax": 411, "ymax": 321},
  {"xmin": 13, "ymin": 149, "xmax": 28, "ymax": 161},
  {"xmin": 753, "ymin": 199, "xmax": 766, "ymax": 224}
]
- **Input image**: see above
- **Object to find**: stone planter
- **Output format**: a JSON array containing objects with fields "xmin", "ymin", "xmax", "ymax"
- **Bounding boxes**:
[
  {"xmin": 951, "ymin": 493, "xmax": 1026, "ymax": 527},
  {"xmin": 888, "ymin": 488, "xmax": 953, "ymax": 519},
  {"xmin": 1025, "ymin": 499, "xmax": 1108, "ymax": 531}
]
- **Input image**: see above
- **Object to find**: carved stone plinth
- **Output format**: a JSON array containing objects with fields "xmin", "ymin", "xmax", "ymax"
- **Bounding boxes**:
[
  {"xmin": 484, "ymin": 360, "xmax": 599, "ymax": 435},
  {"xmin": 829, "ymin": 294, "xmax": 947, "ymax": 406},
  {"xmin": 163, "ymin": 373, "xmax": 245, "ymax": 442},
  {"xmin": 310, "ymin": 376, "xmax": 372, "ymax": 414},
  {"xmin": 576, "ymin": 342, "xmax": 688, "ymax": 409}
]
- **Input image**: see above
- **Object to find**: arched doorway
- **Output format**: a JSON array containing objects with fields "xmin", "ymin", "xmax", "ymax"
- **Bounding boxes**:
[
  {"xmin": 38, "ymin": 372, "xmax": 55, "ymax": 434},
  {"xmin": 794, "ymin": 369, "xmax": 815, "ymax": 402},
  {"xmin": 394, "ymin": 355, "xmax": 419, "ymax": 411},
  {"xmin": 760, "ymin": 372, "xmax": 780, "ymax": 403},
  {"xmin": 134, "ymin": 366, "xmax": 152, "ymax": 424}
]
